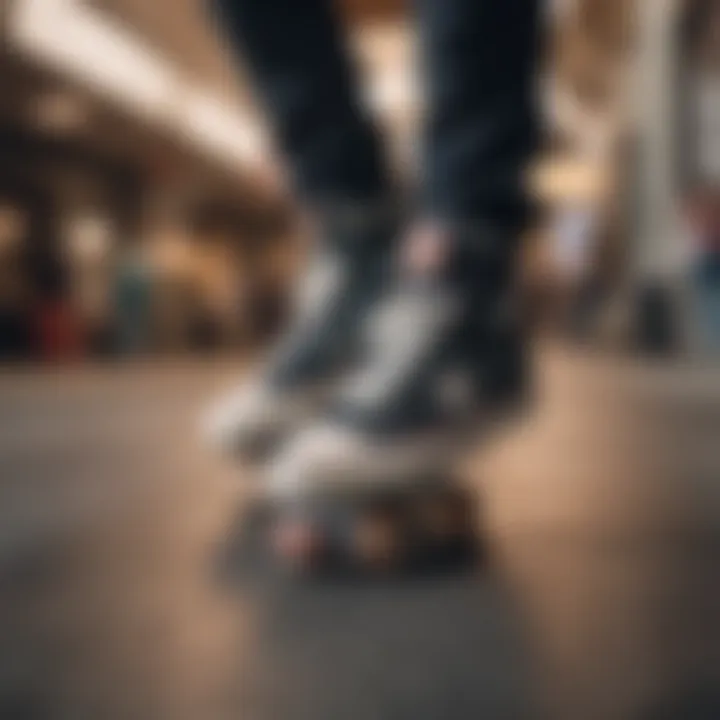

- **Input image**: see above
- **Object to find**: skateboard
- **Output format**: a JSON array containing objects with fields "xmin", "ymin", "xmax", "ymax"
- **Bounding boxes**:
[
  {"xmin": 225, "ymin": 338, "xmax": 528, "ymax": 580},
  {"xmin": 262, "ymin": 477, "xmax": 481, "ymax": 578}
]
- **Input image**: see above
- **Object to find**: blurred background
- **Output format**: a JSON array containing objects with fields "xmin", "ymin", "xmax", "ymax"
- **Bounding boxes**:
[
  {"xmin": 0, "ymin": 2, "xmax": 719, "ymax": 720},
  {"xmin": 0, "ymin": 0, "xmax": 717, "ymax": 360}
]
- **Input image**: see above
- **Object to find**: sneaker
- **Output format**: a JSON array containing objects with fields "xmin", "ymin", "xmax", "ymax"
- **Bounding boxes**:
[
  {"xmin": 202, "ymin": 204, "xmax": 398, "ymax": 459},
  {"xmin": 267, "ymin": 222, "xmax": 528, "ymax": 498}
]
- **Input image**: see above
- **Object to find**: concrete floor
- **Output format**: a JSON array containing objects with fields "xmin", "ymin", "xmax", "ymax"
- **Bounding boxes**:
[{"xmin": 0, "ymin": 349, "xmax": 719, "ymax": 720}]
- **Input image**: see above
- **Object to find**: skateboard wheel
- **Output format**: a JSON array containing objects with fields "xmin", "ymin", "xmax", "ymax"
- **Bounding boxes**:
[
  {"xmin": 415, "ymin": 492, "xmax": 473, "ymax": 540},
  {"xmin": 417, "ymin": 502, "xmax": 455, "ymax": 536},
  {"xmin": 272, "ymin": 518, "xmax": 323, "ymax": 569},
  {"xmin": 352, "ymin": 510, "xmax": 405, "ymax": 571}
]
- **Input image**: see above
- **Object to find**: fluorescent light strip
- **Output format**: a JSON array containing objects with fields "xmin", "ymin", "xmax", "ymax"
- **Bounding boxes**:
[
  {"xmin": 13, "ymin": 0, "xmax": 177, "ymax": 119},
  {"xmin": 11, "ymin": 0, "xmax": 264, "ymax": 169},
  {"xmin": 181, "ymin": 92, "xmax": 264, "ymax": 164}
]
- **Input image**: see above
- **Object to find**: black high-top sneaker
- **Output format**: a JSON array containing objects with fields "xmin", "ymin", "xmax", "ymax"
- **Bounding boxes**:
[
  {"xmin": 202, "ymin": 204, "xmax": 398, "ymax": 460},
  {"xmin": 267, "ymin": 222, "xmax": 529, "ymax": 498}
]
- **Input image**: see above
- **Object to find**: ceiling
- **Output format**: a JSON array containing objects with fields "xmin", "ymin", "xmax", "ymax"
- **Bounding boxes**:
[
  {"xmin": 88, "ymin": 0, "xmax": 243, "ymax": 101},
  {"xmin": 88, "ymin": 0, "xmax": 407, "ymax": 105}
]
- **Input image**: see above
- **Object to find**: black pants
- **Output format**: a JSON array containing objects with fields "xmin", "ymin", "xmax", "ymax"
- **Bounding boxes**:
[{"xmin": 210, "ymin": 0, "xmax": 542, "ymax": 227}]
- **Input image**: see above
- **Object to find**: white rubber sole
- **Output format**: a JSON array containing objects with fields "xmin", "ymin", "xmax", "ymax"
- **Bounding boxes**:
[
  {"xmin": 200, "ymin": 379, "xmax": 329, "ymax": 459},
  {"xmin": 266, "ymin": 423, "xmax": 477, "ymax": 500},
  {"xmin": 265, "ymin": 391, "xmax": 529, "ymax": 500}
]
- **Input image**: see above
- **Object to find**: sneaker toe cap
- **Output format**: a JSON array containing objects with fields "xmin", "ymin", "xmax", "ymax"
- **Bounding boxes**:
[{"xmin": 201, "ymin": 384, "xmax": 285, "ymax": 455}]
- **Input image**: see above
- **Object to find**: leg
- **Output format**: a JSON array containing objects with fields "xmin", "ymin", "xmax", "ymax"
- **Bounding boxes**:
[
  {"xmin": 270, "ymin": 0, "xmax": 543, "ymax": 495},
  {"xmin": 265, "ymin": 1, "xmax": 542, "ymax": 573},
  {"xmin": 203, "ymin": 0, "xmax": 397, "ymax": 459},
  {"xmin": 412, "ymin": 0, "xmax": 544, "ymax": 403},
  {"xmin": 418, "ymin": 0, "xmax": 543, "ymax": 228},
  {"xmin": 208, "ymin": 0, "xmax": 387, "ymax": 204}
]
